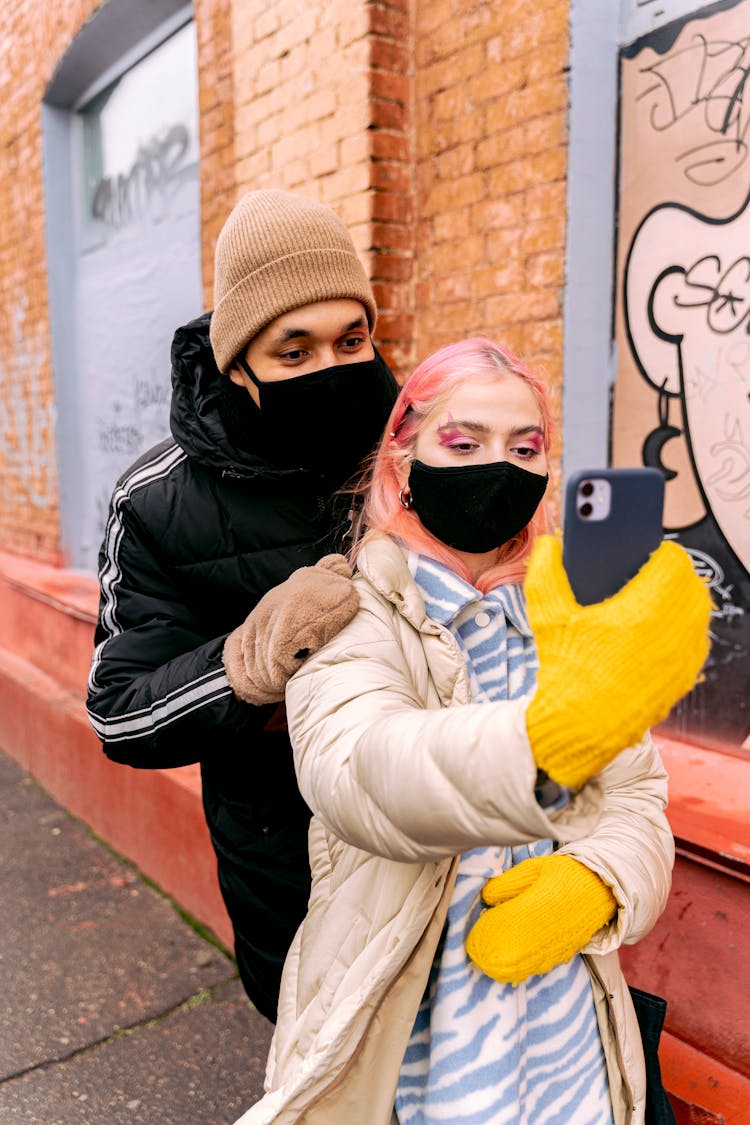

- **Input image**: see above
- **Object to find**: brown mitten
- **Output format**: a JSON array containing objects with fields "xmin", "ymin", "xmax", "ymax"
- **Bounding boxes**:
[{"xmin": 223, "ymin": 555, "xmax": 359, "ymax": 705}]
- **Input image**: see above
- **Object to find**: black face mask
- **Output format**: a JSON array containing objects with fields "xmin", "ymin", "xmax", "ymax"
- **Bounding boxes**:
[
  {"xmin": 407, "ymin": 459, "xmax": 548, "ymax": 553},
  {"xmin": 238, "ymin": 350, "xmax": 398, "ymax": 482}
]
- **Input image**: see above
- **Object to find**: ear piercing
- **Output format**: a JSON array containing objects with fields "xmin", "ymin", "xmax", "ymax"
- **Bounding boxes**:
[{"xmin": 398, "ymin": 486, "xmax": 413, "ymax": 510}]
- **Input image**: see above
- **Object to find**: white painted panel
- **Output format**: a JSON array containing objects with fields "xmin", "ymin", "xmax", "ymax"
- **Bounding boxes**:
[{"xmin": 73, "ymin": 22, "xmax": 202, "ymax": 569}]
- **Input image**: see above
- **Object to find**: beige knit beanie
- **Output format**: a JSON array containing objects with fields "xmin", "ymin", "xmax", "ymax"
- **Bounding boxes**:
[{"xmin": 209, "ymin": 189, "xmax": 377, "ymax": 373}]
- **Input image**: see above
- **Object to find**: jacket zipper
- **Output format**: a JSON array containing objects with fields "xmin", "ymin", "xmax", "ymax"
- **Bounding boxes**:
[{"xmin": 585, "ymin": 956, "xmax": 636, "ymax": 1125}]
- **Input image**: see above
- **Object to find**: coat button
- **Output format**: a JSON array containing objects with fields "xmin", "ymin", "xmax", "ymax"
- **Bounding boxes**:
[{"xmin": 474, "ymin": 611, "xmax": 491, "ymax": 627}]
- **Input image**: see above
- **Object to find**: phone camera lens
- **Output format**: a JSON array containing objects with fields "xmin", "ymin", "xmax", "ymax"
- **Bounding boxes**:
[
  {"xmin": 579, "ymin": 501, "xmax": 593, "ymax": 518},
  {"xmin": 580, "ymin": 481, "xmax": 595, "ymax": 497}
]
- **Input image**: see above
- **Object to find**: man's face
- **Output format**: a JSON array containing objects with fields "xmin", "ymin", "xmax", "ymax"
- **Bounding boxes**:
[{"xmin": 229, "ymin": 299, "xmax": 373, "ymax": 406}]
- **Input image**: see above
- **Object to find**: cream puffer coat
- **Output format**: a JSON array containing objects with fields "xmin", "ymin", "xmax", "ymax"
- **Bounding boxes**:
[{"xmin": 234, "ymin": 533, "xmax": 675, "ymax": 1125}]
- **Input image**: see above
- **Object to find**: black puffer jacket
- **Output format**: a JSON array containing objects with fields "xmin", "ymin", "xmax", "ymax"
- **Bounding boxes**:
[{"xmin": 86, "ymin": 312, "xmax": 380, "ymax": 1021}]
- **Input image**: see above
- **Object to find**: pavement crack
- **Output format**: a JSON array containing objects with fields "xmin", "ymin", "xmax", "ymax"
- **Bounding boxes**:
[{"xmin": 2, "ymin": 983, "xmax": 222, "ymax": 1083}]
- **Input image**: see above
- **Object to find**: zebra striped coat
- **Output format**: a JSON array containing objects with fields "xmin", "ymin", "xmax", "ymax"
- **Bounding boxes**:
[{"xmin": 234, "ymin": 532, "xmax": 674, "ymax": 1125}]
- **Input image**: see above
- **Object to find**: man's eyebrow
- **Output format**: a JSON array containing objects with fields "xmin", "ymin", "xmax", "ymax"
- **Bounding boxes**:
[{"xmin": 270, "ymin": 316, "xmax": 367, "ymax": 346}]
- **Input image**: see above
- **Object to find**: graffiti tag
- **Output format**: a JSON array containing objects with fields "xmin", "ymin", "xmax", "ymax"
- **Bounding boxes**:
[
  {"xmin": 90, "ymin": 123, "xmax": 196, "ymax": 230},
  {"xmin": 674, "ymin": 254, "xmax": 750, "ymax": 333},
  {"xmin": 0, "ymin": 293, "xmax": 56, "ymax": 510},
  {"xmin": 638, "ymin": 33, "xmax": 750, "ymax": 184}
]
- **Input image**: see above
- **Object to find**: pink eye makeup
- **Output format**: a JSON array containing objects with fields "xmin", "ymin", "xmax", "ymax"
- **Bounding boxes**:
[
  {"xmin": 512, "ymin": 430, "xmax": 544, "ymax": 456},
  {"xmin": 436, "ymin": 414, "xmax": 478, "ymax": 449},
  {"xmin": 433, "ymin": 414, "xmax": 545, "ymax": 460}
]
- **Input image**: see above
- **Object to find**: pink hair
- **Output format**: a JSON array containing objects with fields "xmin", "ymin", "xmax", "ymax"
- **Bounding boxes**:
[{"xmin": 356, "ymin": 338, "xmax": 553, "ymax": 592}]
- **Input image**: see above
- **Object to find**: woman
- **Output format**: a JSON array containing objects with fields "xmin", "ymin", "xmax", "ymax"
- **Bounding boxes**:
[{"xmin": 234, "ymin": 339, "xmax": 711, "ymax": 1125}]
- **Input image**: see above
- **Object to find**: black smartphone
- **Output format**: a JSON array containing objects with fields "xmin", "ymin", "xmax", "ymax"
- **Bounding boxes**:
[{"xmin": 562, "ymin": 468, "xmax": 665, "ymax": 606}]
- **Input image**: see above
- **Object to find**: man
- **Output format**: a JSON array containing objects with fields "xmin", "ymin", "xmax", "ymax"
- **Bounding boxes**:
[{"xmin": 86, "ymin": 189, "xmax": 399, "ymax": 1022}]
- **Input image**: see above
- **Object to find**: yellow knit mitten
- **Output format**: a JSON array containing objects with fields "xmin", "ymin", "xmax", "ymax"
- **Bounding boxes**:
[
  {"xmin": 524, "ymin": 536, "xmax": 712, "ymax": 789},
  {"xmin": 465, "ymin": 854, "xmax": 617, "ymax": 985}
]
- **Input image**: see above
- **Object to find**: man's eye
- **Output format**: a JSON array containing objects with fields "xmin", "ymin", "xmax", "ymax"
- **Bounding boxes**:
[
  {"xmin": 341, "ymin": 336, "xmax": 364, "ymax": 350},
  {"xmin": 281, "ymin": 349, "xmax": 306, "ymax": 361}
]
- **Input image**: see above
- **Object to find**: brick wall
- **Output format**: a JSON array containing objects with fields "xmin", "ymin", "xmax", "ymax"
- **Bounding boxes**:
[
  {"xmin": 0, "ymin": 0, "xmax": 570, "ymax": 564},
  {"xmin": 0, "ymin": 2, "xmax": 104, "ymax": 562},
  {"xmin": 204, "ymin": 0, "xmax": 417, "ymax": 377},
  {"xmin": 413, "ymin": 0, "xmax": 570, "ymax": 508},
  {"xmin": 195, "ymin": 0, "xmax": 239, "ymax": 304},
  {"xmin": 228, "ymin": 0, "xmax": 373, "ymax": 244}
]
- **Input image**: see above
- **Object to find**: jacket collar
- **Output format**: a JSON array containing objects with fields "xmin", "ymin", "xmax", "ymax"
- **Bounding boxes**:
[
  {"xmin": 169, "ymin": 312, "xmax": 312, "ymax": 481},
  {"xmin": 356, "ymin": 533, "xmax": 531, "ymax": 636},
  {"xmin": 356, "ymin": 533, "xmax": 436, "ymax": 633}
]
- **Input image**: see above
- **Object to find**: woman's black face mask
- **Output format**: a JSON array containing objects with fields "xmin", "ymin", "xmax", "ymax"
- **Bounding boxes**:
[
  {"xmin": 237, "ymin": 349, "xmax": 399, "ymax": 483},
  {"xmin": 407, "ymin": 459, "xmax": 549, "ymax": 553}
]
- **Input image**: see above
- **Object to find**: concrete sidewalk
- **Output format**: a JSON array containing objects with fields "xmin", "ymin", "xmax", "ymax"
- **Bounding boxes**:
[{"xmin": 0, "ymin": 749, "xmax": 273, "ymax": 1124}]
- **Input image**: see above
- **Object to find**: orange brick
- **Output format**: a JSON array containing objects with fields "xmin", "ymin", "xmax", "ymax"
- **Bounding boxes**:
[
  {"xmin": 525, "ymin": 180, "xmax": 567, "ymax": 222},
  {"xmin": 415, "ymin": 278, "xmax": 435, "ymax": 307},
  {"xmin": 371, "ymin": 130, "xmax": 409, "ymax": 162},
  {"xmin": 320, "ymin": 162, "xmax": 372, "ymax": 203},
  {"xmin": 521, "ymin": 317, "xmax": 564, "ymax": 355},
  {"xmin": 371, "ymin": 97, "xmax": 409, "ymax": 131},
  {"xmin": 524, "ymin": 110, "xmax": 566, "ymax": 152},
  {"xmin": 520, "ymin": 215, "xmax": 566, "ymax": 254},
  {"xmin": 369, "ymin": 3, "xmax": 411, "ymax": 41},
  {"xmin": 418, "ymin": 42, "xmax": 485, "ymax": 98},
  {"xmin": 279, "ymin": 44, "xmax": 308, "ymax": 83},
  {"xmin": 431, "ymin": 84, "xmax": 470, "ymax": 122},
  {"xmin": 501, "ymin": 10, "xmax": 559, "ymax": 60},
  {"xmin": 371, "ymin": 160, "xmax": 413, "ymax": 193},
  {"xmin": 433, "ymin": 142, "xmax": 476, "ymax": 181},
  {"xmin": 472, "ymin": 260, "xmax": 525, "ymax": 298},
  {"xmin": 372, "ymin": 222, "xmax": 414, "ymax": 252},
  {"xmin": 337, "ymin": 190, "xmax": 371, "ymax": 227},
  {"xmin": 423, "ymin": 171, "xmax": 486, "ymax": 217},
  {"xmin": 481, "ymin": 322, "xmax": 526, "ymax": 355},
  {"xmin": 310, "ymin": 143, "xmax": 341, "ymax": 178},
  {"xmin": 372, "ymin": 252, "xmax": 413, "ymax": 282},
  {"xmin": 474, "ymin": 196, "xmax": 526, "ymax": 232},
  {"xmin": 488, "ymin": 161, "xmax": 531, "ymax": 196},
  {"xmin": 485, "ymin": 289, "xmax": 561, "ymax": 324},
  {"xmin": 475, "ymin": 126, "xmax": 527, "ymax": 170},
  {"xmin": 525, "ymin": 35, "xmax": 569, "ymax": 83},
  {"xmin": 336, "ymin": 4, "xmax": 371, "ymax": 49},
  {"xmin": 281, "ymin": 158, "xmax": 312, "ymax": 188},
  {"xmin": 317, "ymin": 111, "xmax": 355, "ymax": 147},
  {"xmin": 372, "ymin": 280, "xmax": 412, "ymax": 309},
  {"xmin": 433, "ymin": 209, "xmax": 471, "ymax": 242},
  {"xmin": 369, "ymin": 37, "xmax": 410, "ymax": 73},
  {"xmin": 376, "ymin": 309, "xmax": 417, "ymax": 341},
  {"xmin": 423, "ymin": 300, "xmax": 475, "ymax": 337},
  {"xmin": 372, "ymin": 189, "xmax": 413, "ymax": 223},
  {"xmin": 252, "ymin": 5, "xmax": 281, "ymax": 41},
  {"xmin": 529, "ymin": 145, "xmax": 568, "ymax": 183},
  {"xmin": 525, "ymin": 250, "xmax": 565, "ymax": 288},
  {"xmin": 369, "ymin": 69, "xmax": 410, "ymax": 105},
  {"xmin": 466, "ymin": 57, "xmax": 526, "ymax": 106},
  {"xmin": 414, "ymin": 0, "xmax": 454, "ymax": 40}
]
